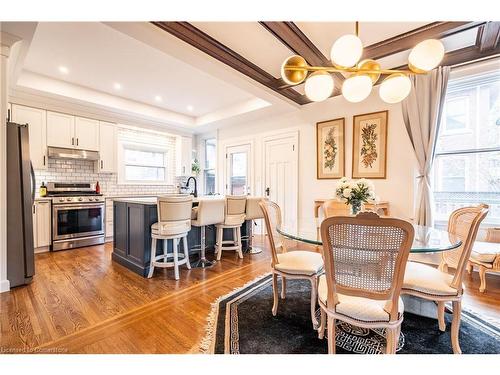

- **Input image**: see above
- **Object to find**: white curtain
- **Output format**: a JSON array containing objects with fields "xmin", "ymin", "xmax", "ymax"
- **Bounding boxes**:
[{"xmin": 402, "ymin": 66, "xmax": 450, "ymax": 226}]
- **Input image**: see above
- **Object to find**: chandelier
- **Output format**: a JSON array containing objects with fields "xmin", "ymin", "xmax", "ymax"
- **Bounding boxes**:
[{"xmin": 280, "ymin": 22, "xmax": 445, "ymax": 104}]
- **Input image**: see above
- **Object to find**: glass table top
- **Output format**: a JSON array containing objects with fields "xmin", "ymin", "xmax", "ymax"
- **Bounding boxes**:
[{"xmin": 277, "ymin": 224, "xmax": 462, "ymax": 254}]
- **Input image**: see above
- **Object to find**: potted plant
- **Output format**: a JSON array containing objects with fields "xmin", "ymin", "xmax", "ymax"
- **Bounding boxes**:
[
  {"xmin": 335, "ymin": 177, "xmax": 375, "ymax": 215},
  {"xmin": 192, "ymin": 159, "xmax": 201, "ymax": 175}
]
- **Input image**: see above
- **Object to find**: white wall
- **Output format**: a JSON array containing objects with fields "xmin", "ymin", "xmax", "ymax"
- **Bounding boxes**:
[{"xmin": 212, "ymin": 87, "xmax": 419, "ymax": 234}]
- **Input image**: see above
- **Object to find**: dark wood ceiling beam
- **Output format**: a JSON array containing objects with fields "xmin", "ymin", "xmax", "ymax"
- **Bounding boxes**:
[
  {"xmin": 476, "ymin": 22, "xmax": 500, "ymax": 52},
  {"xmin": 363, "ymin": 22, "xmax": 484, "ymax": 60},
  {"xmin": 152, "ymin": 21, "xmax": 310, "ymax": 105},
  {"xmin": 259, "ymin": 22, "xmax": 344, "ymax": 94}
]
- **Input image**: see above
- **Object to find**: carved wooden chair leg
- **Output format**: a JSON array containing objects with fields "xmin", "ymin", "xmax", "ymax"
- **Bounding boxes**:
[
  {"xmin": 451, "ymin": 300, "xmax": 462, "ymax": 354},
  {"xmin": 173, "ymin": 238, "xmax": 180, "ymax": 280},
  {"xmin": 327, "ymin": 316, "xmax": 336, "ymax": 354},
  {"xmin": 437, "ymin": 301, "xmax": 446, "ymax": 332},
  {"xmin": 281, "ymin": 276, "xmax": 286, "ymax": 299},
  {"xmin": 478, "ymin": 266, "xmax": 487, "ymax": 293},
  {"xmin": 310, "ymin": 276, "xmax": 319, "ymax": 328},
  {"xmin": 466, "ymin": 262, "xmax": 473, "ymax": 274},
  {"xmin": 386, "ymin": 328, "xmax": 397, "ymax": 354},
  {"xmin": 272, "ymin": 273, "xmax": 279, "ymax": 316},
  {"xmin": 318, "ymin": 307, "xmax": 326, "ymax": 339}
]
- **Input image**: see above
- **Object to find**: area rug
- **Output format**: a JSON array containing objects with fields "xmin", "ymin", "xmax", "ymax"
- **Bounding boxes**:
[{"xmin": 200, "ymin": 274, "xmax": 500, "ymax": 354}]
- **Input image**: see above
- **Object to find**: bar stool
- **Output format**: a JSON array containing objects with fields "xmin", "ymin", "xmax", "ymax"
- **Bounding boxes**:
[
  {"xmin": 190, "ymin": 197, "xmax": 225, "ymax": 268},
  {"xmin": 215, "ymin": 195, "xmax": 247, "ymax": 260},
  {"xmin": 242, "ymin": 196, "xmax": 266, "ymax": 254},
  {"xmin": 148, "ymin": 195, "xmax": 193, "ymax": 280}
]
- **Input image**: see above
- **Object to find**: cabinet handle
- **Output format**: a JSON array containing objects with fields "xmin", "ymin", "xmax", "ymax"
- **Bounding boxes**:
[
  {"xmin": 72, "ymin": 137, "xmax": 74, "ymax": 145},
  {"xmin": 33, "ymin": 205, "xmax": 36, "ymax": 214},
  {"xmin": 43, "ymin": 155, "xmax": 46, "ymax": 166},
  {"xmin": 76, "ymin": 138, "xmax": 79, "ymax": 146},
  {"xmin": 101, "ymin": 160, "xmax": 103, "ymax": 169}
]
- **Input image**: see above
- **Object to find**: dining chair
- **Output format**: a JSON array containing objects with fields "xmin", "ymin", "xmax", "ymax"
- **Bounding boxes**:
[
  {"xmin": 318, "ymin": 212, "xmax": 414, "ymax": 354},
  {"xmin": 466, "ymin": 227, "xmax": 500, "ymax": 293},
  {"xmin": 259, "ymin": 199, "xmax": 324, "ymax": 328},
  {"xmin": 316, "ymin": 200, "xmax": 350, "ymax": 241},
  {"xmin": 402, "ymin": 204, "xmax": 489, "ymax": 354}
]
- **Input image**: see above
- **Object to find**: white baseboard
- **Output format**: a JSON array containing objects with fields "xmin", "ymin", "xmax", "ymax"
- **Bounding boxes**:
[{"xmin": 0, "ymin": 279, "xmax": 10, "ymax": 293}]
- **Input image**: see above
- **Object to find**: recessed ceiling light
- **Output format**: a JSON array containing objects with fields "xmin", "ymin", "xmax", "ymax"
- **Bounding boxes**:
[
  {"xmin": 187, "ymin": 105, "xmax": 194, "ymax": 111},
  {"xmin": 58, "ymin": 66, "xmax": 69, "ymax": 74},
  {"xmin": 155, "ymin": 95, "xmax": 162, "ymax": 102},
  {"xmin": 113, "ymin": 82, "xmax": 122, "ymax": 90}
]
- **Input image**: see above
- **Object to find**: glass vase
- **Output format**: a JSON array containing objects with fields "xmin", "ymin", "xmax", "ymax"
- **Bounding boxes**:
[{"xmin": 350, "ymin": 200, "xmax": 362, "ymax": 216}]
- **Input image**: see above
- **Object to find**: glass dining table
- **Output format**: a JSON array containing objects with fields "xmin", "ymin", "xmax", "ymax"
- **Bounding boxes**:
[{"xmin": 277, "ymin": 224, "xmax": 462, "ymax": 254}]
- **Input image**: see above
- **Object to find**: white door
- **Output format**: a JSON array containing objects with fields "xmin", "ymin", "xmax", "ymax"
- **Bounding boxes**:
[
  {"xmin": 47, "ymin": 111, "xmax": 75, "ymax": 148},
  {"xmin": 99, "ymin": 121, "xmax": 116, "ymax": 172},
  {"xmin": 264, "ymin": 133, "xmax": 298, "ymax": 232},
  {"xmin": 75, "ymin": 117, "xmax": 99, "ymax": 151},
  {"xmin": 12, "ymin": 104, "xmax": 48, "ymax": 169},
  {"xmin": 226, "ymin": 144, "xmax": 251, "ymax": 195}
]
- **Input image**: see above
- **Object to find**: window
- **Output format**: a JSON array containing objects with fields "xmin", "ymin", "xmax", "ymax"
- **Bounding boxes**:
[
  {"xmin": 432, "ymin": 67, "xmax": 500, "ymax": 225},
  {"xmin": 203, "ymin": 138, "xmax": 216, "ymax": 194},
  {"xmin": 117, "ymin": 127, "xmax": 176, "ymax": 185},
  {"xmin": 443, "ymin": 96, "xmax": 469, "ymax": 132}
]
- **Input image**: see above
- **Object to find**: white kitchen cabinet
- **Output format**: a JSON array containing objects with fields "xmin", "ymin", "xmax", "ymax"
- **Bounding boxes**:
[
  {"xmin": 33, "ymin": 200, "xmax": 51, "ymax": 251},
  {"xmin": 47, "ymin": 111, "xmax": 75, "ymax": 149},
  {"xmin": 176, "ymin": 136, "xmax": 193, "ymax": 176},
  {"xmin": 11, "ymin": 104, "xmax": 48, "ymax": 169},
  {"xmin": 75, "ymin": 117, "xmax": 99, "ymax": 151},
  {"xmin": 98, "ymin": 121, "xmax": 116, "ymax": 173}
]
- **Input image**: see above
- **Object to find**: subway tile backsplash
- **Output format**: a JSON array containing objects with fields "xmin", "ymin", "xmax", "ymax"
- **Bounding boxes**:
[{"xmin": 34, "ymin": 159, "xmax": 185, "ymax": 197}]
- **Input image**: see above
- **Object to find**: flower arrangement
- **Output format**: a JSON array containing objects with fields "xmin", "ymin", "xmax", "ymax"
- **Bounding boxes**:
[{"xmin": 335, "ymin": 177, "xmax": 375, "ymax": 215}]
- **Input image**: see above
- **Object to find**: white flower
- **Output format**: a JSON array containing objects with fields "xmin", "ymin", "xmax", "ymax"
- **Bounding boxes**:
[{"xmin": 342, "ymin": 188, "xmax": 352, "ymax": 198}]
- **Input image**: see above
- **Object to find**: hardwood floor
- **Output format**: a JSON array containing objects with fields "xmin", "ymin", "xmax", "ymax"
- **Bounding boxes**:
[{"xmin": 0, "ymin": 237, "xmax": 498, "ymax": 353}]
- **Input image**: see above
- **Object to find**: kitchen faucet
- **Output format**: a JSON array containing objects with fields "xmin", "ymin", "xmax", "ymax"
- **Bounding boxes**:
[{"xmin": 185, "ymin": 176, "xmax": 198, "ymax": 198}]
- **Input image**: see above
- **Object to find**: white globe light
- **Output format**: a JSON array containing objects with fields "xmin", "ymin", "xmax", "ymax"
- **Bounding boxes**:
[
  {"xmin": 379, "ymin": 74, "xmax": 412, "ymax": 104},
  {"xmin": 330, "ymin": 34, "xmax": 363, "ymax": 68},
  {"xmin": 342, "ymin": 74, "xmax": 372, "ymax": 103},
  {"xmin": 408, "ymin": 39, "xmax": 445, "ymax": 72},
  {"xmin": 304, "ymin": 72, "xmax": 334, "ymax": 102}
]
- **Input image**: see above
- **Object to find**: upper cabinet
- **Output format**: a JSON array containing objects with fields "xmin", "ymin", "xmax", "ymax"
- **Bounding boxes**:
[
  {"xmin": 75, "ymin": 117, "xmax": 99, "ymax": 151},
  {"xmin": 11, "ymin": 104, "xmax": 48, "ymax": 170},
  {"xmin": 98, "ymin": 121, "xmax": 116, "ymax": 173},
  {"xmin": 47, "ymin": 111, "xmax": 75, "ymax": 149},
  {"xmin": 47, "ymin": 112, "xmax": 99, "ymax": 151},
  {"xmin": 176, "ymin": 136, "xmax": 193, "ymax": 176}
]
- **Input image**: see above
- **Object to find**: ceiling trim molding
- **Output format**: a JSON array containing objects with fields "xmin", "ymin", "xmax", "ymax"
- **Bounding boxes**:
[
  {"xmin": 258, "ymin": 21, "xmax": 343, "ymax": 94},
  {"xmin": 476, "ymin": 22, "xmax": 500, "ymax": 52},
  {"xmin": 363, "ymin": 22, "xmax": 484, "ymax": 60},
  {"xmin": 151, "ymin": 21, "xmax": 309, "ymax": 105}
]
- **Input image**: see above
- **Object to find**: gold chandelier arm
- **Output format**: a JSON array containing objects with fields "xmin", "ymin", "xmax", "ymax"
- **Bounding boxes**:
[{"xmin": 283, "ymin": 65, "xmax": 423, "ymax": 75}]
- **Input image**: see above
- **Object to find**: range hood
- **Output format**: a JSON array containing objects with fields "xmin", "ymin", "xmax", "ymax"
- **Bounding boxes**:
[{"xmin": 48, "ymin": 147, "xmax": 99, "ymax": 161}]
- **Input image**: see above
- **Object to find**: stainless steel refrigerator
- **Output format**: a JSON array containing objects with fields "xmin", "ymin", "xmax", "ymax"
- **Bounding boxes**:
[{"xmin": 7, "ymin": 121, "xmax": 35, "ymax": 287}]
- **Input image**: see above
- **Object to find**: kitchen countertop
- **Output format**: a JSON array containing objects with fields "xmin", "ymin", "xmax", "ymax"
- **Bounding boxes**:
[
  {"xmin": 34, "ymin": 197, "xmax": 52, "ymax": 202},
  {"xmin": 112, "ymin": 195, "xmax": 224, "ymax": 205}
]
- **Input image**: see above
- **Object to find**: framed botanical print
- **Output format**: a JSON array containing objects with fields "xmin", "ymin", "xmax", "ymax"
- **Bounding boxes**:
[
  {"xmin": 352, "ymin": 110, "xmax": 388, "ymax": 179},
  {"xmin": 316, "ymin": 117, "xmax": 345, "ymax": 179}
]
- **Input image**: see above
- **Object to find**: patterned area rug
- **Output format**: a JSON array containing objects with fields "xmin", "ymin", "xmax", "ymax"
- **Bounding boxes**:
[{"xmin": 200, "ymin": 274, "xmax": 500, "ymax": 354}]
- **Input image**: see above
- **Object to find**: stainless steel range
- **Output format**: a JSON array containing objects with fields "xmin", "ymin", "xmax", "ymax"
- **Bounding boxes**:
[{"xmin": 47, "ymin": 182, "xmax": 105, "ymax": 251}]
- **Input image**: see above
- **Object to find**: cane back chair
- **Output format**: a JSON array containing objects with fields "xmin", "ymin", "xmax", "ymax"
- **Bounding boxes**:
[
  {"xmin": 318, "ymin": 212, "xmax": 414, "ymax": 354},
  {"xmin": 259, "ymin": 199, "xmax": 324, "ymax": 328}
]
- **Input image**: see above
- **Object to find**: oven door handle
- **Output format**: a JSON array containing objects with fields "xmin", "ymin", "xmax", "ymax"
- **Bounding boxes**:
[{"xmin": 53, "ymin": 203, "xmax": 105, "ymax": 210}]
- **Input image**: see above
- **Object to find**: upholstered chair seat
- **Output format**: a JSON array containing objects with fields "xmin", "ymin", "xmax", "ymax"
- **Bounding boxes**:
[
  {"xmin": 467, "ymin": 229, "xmax": 500, "ymax": 292},
  {"xmin": 318, "ymin": 275, "xmax": 404, "ymax": 323},
  {"xmin": 275, "ymin": 251, "xmax": 324, "ymax": 276},
  {"xmin": 403, "ymin": 262, "xmax": 460, "ymax": 296},
  {"xmin": 151, "ymin": 220, "xmax": 191, "ymax": 236},
  {"xmin": 223, "ymin": 213, "xmax": 246, "ymax": 226}
]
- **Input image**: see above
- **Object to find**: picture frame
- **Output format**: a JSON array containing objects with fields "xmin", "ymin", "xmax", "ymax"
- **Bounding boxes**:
[
  {"xmin": 316, "ymin": 117, "xmax": 345, "ymax": 179},
  {"xmin": 352, "ymin": 110, "xmax": 388, "ymax": 179}
]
